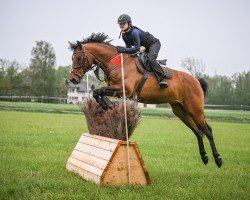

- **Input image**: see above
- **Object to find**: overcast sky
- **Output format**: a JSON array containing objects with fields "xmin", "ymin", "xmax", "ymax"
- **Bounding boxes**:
[{"xmin": 0, "ymin": 0, "xmax": 249, "ymax": 76}]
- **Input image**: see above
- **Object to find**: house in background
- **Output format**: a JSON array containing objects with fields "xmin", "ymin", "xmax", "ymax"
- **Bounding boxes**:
[
  {"xmin": 67, "ymin": 81, "xmax": 92, "ymax": 104},
  {"xmin": 67, "ymin": 72, "xmax": 97, "ymax": 104}
]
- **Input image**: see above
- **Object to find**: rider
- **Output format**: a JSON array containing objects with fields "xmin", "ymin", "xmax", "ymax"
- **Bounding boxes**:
[{"xmin": 116, "ymin": 14, "xmax": 168, "ymax": 88}]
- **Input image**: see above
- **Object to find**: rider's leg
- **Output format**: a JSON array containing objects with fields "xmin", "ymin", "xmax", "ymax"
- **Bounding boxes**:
[{"xmin": 147, "ymin": 40, "xmax": 168, "ymax": 88}]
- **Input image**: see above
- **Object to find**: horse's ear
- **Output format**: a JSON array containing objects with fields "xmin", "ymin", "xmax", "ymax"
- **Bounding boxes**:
[
  {"xmin": 77, "ymin": 41, "xmax": 82, "ymax": 49},
  {"xmin": 68, "ymin": 41, "xmax": 74, "ymax": 50}
]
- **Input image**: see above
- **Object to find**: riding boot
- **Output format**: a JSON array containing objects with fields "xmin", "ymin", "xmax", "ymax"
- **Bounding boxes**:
[
  {"xmin": 147, "ymin": 40, "xmax": 168, "ymax": 88},
  {"xmin": 150, "ymin": 61, "xmax": 168, "ymax": 88}
]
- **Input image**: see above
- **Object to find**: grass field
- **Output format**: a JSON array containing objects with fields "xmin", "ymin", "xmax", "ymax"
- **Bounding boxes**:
[
  {"xmin": 1, "ymin": 101, "xmax": 250, "ymax": 122},
  {"xmin": 0, "ymin": 110, "xmax": 249, "ymax": 200}
]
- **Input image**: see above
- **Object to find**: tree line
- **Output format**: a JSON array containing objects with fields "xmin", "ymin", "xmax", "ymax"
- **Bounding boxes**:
[
  {"xmin": 0, "ymin": 41, "xmax": 70, "ymax": 97},
  {"xmin": 181, "ymin": 57, "xmax": 250, "ymax": 105},
  {"xmin": 0, "ymin": 41, "xmax": 249, "ymax": 105}
]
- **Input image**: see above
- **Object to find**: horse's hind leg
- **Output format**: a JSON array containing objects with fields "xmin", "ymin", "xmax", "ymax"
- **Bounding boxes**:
[
  {"xmin": 170, "ymin": 103, "xmax": 208, "ymax": 165},
  {"xmin": 187, "ymin": 108, "xmax": 223, "ymax": 168},
  {"xmin": 204, "ymin": 121, "xmax": 222, "ymax": 167}
]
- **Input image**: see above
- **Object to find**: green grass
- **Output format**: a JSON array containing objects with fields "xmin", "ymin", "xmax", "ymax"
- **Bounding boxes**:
[
  {"xmin": 0, "ymin": 101, "xmax": 250, "ymax": 122},
  {"xmin": 0, "ymin": 101, "xmax": 80, "ymax": 112},
  {"xmin": 0, "ymin": 110, "xmax": 249, "ymax": 200}
]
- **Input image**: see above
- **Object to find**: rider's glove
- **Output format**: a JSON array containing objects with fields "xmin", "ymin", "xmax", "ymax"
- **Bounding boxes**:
[{"xmin": 116, "ymin": 46, "xmax": 127, "ymax": 53}]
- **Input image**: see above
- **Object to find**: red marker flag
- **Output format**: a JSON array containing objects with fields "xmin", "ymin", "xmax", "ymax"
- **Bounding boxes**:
[{"xmin": 111, "ymin": 54, "xmax": 122, "ymax": 67}]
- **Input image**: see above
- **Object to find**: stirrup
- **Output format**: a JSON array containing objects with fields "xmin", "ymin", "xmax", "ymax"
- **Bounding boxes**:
[{"xmin": 158, "ymin": 80, "xmax": 168, "ymax": 88}]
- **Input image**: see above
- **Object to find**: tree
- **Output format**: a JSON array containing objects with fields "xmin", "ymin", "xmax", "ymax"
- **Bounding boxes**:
[
  {"xmin": 29, "ymin": 41, "xmax": 56, "ymax": 96},
  {"xmin": 205, "ymin": 75, "xmax": 233, "ymax": 105},
  {"xmin": 232, "ymin": 71, "xmax": 250, "ymax": 105},
  {"xmin": 0, "ymin": 59, "xmax": 23, "ymax": 95},
  {"xmin": 181, "ymin": 57, "xmax": 206, "ymax": 78},
  {"xmin": 54, "ymin": 65, "xmax": 71, "ymax": 97}
]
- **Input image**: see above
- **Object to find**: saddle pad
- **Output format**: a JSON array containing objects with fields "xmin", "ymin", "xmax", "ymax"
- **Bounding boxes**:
[{"xmin": 135, "ymin": 58, "xmax": 173, "ymax": 79}]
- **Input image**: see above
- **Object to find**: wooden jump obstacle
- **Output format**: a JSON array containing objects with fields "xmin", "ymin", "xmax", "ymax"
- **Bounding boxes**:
[{"xmin": 66, "ymin": 133, "xmax": 150, "ymax": 185}]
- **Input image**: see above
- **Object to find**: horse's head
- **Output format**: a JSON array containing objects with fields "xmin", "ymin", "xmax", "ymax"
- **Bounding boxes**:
[{"xmin": 69, "ymin": 41, "xmax": 94, "ymax": 84}]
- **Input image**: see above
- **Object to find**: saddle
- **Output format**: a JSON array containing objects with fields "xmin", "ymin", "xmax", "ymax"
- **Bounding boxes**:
[
  {"xmin": 136, "ymin": 53, "xmax": 173, "ymax": 78},
  {"xmin": 132, "ymin": 53, "xmax": 173, "ymax": 101}
]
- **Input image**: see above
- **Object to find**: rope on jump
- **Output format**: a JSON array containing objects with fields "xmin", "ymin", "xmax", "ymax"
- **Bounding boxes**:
[{"xmin": 120, "ymin": 53, "xmax": 131, "ymax": 184}]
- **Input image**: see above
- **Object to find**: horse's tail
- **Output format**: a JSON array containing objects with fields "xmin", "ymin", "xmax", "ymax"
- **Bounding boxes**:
[{"xmin": 198, "ymin": 78, "xmax": 208, "ymax": 97}]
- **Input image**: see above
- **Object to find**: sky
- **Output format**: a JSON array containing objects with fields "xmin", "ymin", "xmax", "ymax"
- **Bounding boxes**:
[{"xmin": 0, "ymin": 0, "xmax": 249, "ymax": 76}]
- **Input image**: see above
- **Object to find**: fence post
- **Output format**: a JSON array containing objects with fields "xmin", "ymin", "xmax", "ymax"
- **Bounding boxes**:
[
  {"xmin": 241, "ymin": 104, "xmax": 243, "ymax": 120},
  {"xmin": 41, "ymin": 96, "xmax": 43, "ymax": 110}
]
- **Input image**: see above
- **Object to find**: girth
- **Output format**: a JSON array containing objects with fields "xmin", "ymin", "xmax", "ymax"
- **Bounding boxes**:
[{"xmin": 132, "ymin": 57, "xmax": 173, "ymax": 101}]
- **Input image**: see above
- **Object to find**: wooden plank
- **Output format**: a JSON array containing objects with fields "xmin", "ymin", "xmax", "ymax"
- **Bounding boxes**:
[
  {"xmin": 101, "ymin": 145, "xmax": 149, "ymax": 185},
  {"xmin": 79, "ymin": 135, "xmax": 118, "ymax": 152},
  {"xmin": 67, "ymin": 157, "xmax": 104, "ymax": 176},
  {"xmin": 66, "ymin": 162, "xmax": 101, "ymax": 184},
  {"xmin": 74, "ymin": 142, "xmax": 113, "ymax": 161},
  {"xmin": 84, "ymin": 133, "xmax": 120, "ymax": 144},
  {"xmin": 133, "ymin": 143, "xmax": 151, "ymax": 184},
  {"xmin": 71, "ymin": 150, "xmax": 109, "ymax": 170}
]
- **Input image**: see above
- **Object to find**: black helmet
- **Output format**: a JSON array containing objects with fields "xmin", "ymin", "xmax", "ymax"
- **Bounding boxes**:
[{"xmin": 117, "ymin": 14, "xmax": 132, "ymax": 24}]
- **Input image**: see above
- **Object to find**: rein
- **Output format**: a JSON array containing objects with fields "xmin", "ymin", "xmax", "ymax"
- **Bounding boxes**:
[
  {"xmin": 73, "ymin": 46, "xmax": 132, "ymax": 82},
  {"xmin": 94, "ymin": 52, "xmax": 132, "ymax": 82},
  {"xmin": 93, "ymin": 52, "xmax": 120, "ymax": 82}
]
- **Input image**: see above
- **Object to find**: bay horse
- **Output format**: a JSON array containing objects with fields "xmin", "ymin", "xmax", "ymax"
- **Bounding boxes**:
[{"xmin": 69, "ymin": 33, "xmax": 222, "ymax": 168}]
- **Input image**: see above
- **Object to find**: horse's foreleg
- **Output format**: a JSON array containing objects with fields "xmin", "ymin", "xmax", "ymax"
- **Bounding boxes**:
[
  {"xmin": 170, "ymin": 103, "xmax": 208, "ymax": 165},
  {"xmin": 93, "ymin": 89, "xmax": 109, "ymax": 110},
  {"xmin": 93, "ymin": 86, "xmax": 122, "ymax": 110}
]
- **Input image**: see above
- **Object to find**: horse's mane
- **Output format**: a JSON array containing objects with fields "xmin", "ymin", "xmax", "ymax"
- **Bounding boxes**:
[{"xmin": 69, "ymin": 32, "xmax": 114, "ymax": 51}]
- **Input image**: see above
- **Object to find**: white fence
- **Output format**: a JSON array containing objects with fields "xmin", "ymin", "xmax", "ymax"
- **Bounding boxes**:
[
  {"xmin": 0, "ymin": 96, "xmax": 68, "ymax": 104},
  {"xmin": 0, "ymin": 95, "xmax": 250, "ymax": 111}
]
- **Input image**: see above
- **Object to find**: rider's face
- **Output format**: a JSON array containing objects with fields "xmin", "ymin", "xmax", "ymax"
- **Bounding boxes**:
[{"xmin": 119, "ymin": 23, "xmax": 129, "ymax": 31}]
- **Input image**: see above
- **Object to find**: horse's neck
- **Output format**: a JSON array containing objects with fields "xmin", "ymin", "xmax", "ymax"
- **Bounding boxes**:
[
  {"xmin": 85, "ymin": 43, "xmax": 116, "ymax": 63},
  {"xmin": 85, "ymin": 43, "xmax": 117, "ymax": 75}
]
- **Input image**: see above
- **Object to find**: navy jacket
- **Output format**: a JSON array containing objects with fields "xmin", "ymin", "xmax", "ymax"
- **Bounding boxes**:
[{"xmin": 122, "ymin": 26, "xmax": 159, "ymax": 53}]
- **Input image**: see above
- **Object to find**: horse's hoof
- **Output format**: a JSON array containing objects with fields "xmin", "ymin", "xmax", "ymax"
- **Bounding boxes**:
[
  {"xmin": 215, "ymin": 157, "xmax": 223, "ymax": 168},
  {"xmin": 202, "ymin": 155, "xmax": 209, "ymax": 165}
]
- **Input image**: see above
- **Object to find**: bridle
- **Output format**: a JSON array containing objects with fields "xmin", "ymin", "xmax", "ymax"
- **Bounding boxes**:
[
  {"xmin": 72, "ymin": 46, "xmax": 92, "ymax": 74},
  {"xmin": 72, "ymin": 45, "xmax": 132, "ymax": 82}
]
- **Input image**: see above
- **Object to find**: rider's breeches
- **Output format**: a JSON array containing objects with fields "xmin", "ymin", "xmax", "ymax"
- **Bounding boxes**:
[{"xmin": 147, "ymin": 40, "xmax": 166, "ymax": 81}]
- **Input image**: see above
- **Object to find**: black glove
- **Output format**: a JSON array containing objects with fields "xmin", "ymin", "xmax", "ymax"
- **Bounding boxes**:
[{"xmin": 116, "ymin": 46, "xmax": 127, "ymax": 53}]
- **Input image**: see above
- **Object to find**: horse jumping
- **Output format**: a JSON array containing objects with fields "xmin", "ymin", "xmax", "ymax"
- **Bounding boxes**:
[{"xmin": 68, "ymin": 33, "xmax": 222, "ymax": 168}]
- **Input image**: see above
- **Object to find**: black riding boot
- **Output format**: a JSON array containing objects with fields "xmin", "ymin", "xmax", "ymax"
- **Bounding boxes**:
[
  {"xmin": 147, "ymin": 41, "xmax": 168, "ymax": 88},
  {"xmin": 149, "ymin": 61, "xmax": 168, "ymax": 88}
]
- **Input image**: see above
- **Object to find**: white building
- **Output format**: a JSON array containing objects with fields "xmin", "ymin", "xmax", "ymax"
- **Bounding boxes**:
[{"xmin": 67, "ymin": 81, "xmax": 92, "ymax": 104}]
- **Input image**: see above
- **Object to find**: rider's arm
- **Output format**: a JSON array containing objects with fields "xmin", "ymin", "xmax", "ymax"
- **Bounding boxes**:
[{"xmin": 124, "ymin": 29, "xmax": 140, "ymax": 53}]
